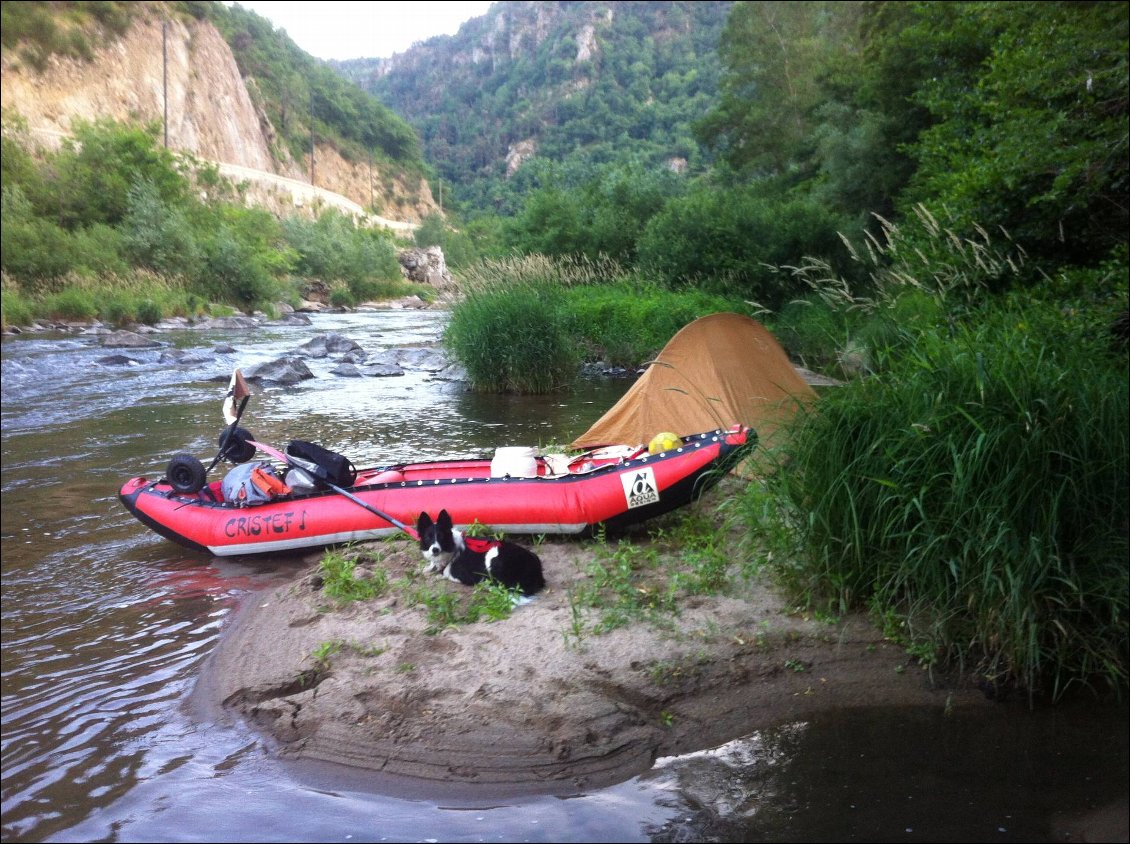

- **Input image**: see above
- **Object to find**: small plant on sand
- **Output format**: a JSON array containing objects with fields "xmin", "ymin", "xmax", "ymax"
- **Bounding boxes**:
[
  {"xmin": 319, "ymin": 549, "xmax": 389, "ymax": 603},
  {"xmin": 563, "ymin": 588, "xmax": 588, "ymax": 647},
  {"xmin": 465, "ymin": 581, "xmax": 522, "ymax": 623},
  {"xmin": 569, "ymin": 506, "xmax": 747, "ymax": 635},
  {"xmin": 310, "ymin": 639, "xmax": 343, "ymax": 668},
  {"xmin": 406, "ymin": 582, "xmax": 461, "ymax": 632},
  {"xmin": 407, "ymin": 578, "xmax": 522, "ymax": 632}
]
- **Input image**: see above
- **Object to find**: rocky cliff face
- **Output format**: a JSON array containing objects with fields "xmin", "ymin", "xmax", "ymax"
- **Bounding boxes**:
[
  {"xmin": 0, "ymin": 7, "xmax": 436, "ymax": 223},
  {"xmin": 360, "ymin": 2, "xmax": 605, "ymax": 82}
]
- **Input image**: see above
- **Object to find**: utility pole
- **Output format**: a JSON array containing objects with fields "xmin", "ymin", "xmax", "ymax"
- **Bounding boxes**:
[{"xmin": 162, "ymin": 22, "xmax": 168, "ymax": 148}]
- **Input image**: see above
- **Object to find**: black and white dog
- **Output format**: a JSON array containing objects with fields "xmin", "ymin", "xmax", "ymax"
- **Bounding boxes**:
[{"xmin": 416, "ymin": 509, "xmax": 546, "ymax": 597}]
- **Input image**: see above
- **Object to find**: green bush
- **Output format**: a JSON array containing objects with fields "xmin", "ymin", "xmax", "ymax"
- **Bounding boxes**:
[
  {"xmin": 194, "ymin": 228, "xmax": 278, "ymax": 310},
  {"xmin": 414, "ymin": 212, "xmax": 479, "ymax": 268},
  {"xmin": 53, "ymin": 119, "xmax": 189, "ymax": 229},
  {"xmin": 328, "ymin": 283, "xmax": 356, "ymax": 308},
  {"xmin": 562, "ymin": 281, "xmax": 742, "ymax": 365},
  {"xmin": 413, "ymin": 213, "xmax": 446, "ymax": 249},
  {"xmin": 282, "ymin": 211, "xmax": 401, "ymax": 290},
  {"xmin": 42, "ymin": 287, "xmax": 98, "ymax": 321},
  {"xmin": 136, "ymin": 298, "xmax": 163, "ymax": 325},
  {"xmin": 1, "ymin": 285, "xmax": 36, "ymax": 329},
  {"xmin": 637, "ymin": 187, "xmax": 849, "ymax": 310},
  {"xmin": 121, "ymin": 179, "xmax": 200, "ymax": 277},
  {"xmin": 1, "ymin": 185, "xmax": 129, "ymax": 284},
  {"xmin": 0, "ymin": 214, "xmax": 78, "ymax": 284},
  {"xmin": 758, "ymin": 301, "xmax": 1129, "ymax": 699},
  {"xmin": 446, "ymin": 283, "xmax": 577, "ymax": 393},
  {"xmin": 66, "ymin": 223, "xmax": 129, "ymax": 278}
]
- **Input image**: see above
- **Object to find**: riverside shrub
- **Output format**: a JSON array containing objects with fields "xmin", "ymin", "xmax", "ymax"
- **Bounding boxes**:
[
  {"xmin": 760, "ymin": 302, "xmax": 1129, "ymax": 699},
  {"xmin": 445, "ymin": 283, "xmax": 577, "ymax": 393}
]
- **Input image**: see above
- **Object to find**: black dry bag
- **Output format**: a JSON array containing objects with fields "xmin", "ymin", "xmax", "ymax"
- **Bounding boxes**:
[{"xmin": 285, "ymin": 440, "xmax": 357, "ymax": 488}]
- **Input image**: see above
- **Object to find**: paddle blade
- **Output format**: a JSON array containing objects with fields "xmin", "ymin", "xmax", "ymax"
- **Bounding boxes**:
[
  {"xmin": 231, "ymin": 369, "xmax": 251, "ymax": 400},
  {"xmin": 222, "ymin": 369, "xmax": 251, "ymax": 425}
]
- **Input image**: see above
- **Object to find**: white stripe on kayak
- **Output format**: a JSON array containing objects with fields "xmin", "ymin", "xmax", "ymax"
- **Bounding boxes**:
[{"xmin": 206, "ymin": 523, "xmax": 589, "ymax": 556}]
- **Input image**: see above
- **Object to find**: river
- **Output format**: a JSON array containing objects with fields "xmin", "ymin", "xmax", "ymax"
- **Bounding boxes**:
[{"xmin": 1, "ymin": 308, "xmax": 1126, "ymax": 843}]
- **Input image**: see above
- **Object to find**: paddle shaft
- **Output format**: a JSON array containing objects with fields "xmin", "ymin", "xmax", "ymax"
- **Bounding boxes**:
[{"xmin": 205, "ymin": 396, "xmax": 249, "ymax": 475}]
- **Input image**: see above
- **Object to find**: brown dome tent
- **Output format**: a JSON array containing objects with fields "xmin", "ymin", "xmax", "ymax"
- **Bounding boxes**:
[{"xmin": 571, "ymin": 313, "xmax": 816, "ymax": 457}]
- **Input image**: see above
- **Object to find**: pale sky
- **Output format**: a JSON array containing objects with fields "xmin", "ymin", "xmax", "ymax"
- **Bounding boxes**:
[{"xmin": 232, "ymin": 1, "xmax": 496, "ymax": 61}]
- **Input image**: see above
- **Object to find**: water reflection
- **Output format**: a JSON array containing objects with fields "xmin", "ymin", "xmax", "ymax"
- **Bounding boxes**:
[{"xmin": 641, "ymin": 705, "xmax": 1128, "ymax": 843}]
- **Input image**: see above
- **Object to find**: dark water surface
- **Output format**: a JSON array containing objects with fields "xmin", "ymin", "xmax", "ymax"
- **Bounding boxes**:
[{"xmin": 2, "ymin": 310, "xmax": 1126, "ymax": 843}]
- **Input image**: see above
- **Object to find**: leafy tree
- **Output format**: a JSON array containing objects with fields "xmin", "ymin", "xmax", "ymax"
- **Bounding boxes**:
[
  {"xmin": 695, "ymin": 1, "xmax": 865, "ymax": 183},
  {"xmin": 1, "ymin": 186, "xmax": 78, "ymax": 283},
  {"xmin": 0, "ymin": 131, "xmax": 41, "ymax": 194},
  {"xmin": 902, "ymin": 1, "xmax": 1129, "ymax": 267},
  {"xmin": 413, "ymin": 213, "xmax": 447, "ymax": 250},
  {"xmin": 281, "ymin": 210, "xmax": 400, "ymax": 296},
  {"xmin": 121, "ymin": 179, "xmax": 200, "ymax": 278},
  {"xmin": 581, "ymin": 163, "xmax": 685, "ymax": 263},
  {"xmin": 506, "ymin": 185, "xmax": 586, "ymax": 257},
  {"xmin": 636, "ymin": 185, "xmax": 849, "ymax": 311},
  {"xmin": 505, "ymin": 161, "xmax": 684, "ymax": 262},
  {"xmin": 0, "ymin": 184, "xmax": 128, "ymax": 283},
  {"xmin": 194, "ymin": 224, "xmax": 276, "ymax": 308},
  {"xmin": 413, "ymin": 212, "xmax": 479, "ymax": 268},
  {"xmin": 50, "ymin": 119, "xmax": 188, "ymax": 229}
]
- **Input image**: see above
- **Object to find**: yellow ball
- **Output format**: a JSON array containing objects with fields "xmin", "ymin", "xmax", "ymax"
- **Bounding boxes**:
[{"xmin": 648, "ymin": 432, "xmax": 681, "ymax": 454}]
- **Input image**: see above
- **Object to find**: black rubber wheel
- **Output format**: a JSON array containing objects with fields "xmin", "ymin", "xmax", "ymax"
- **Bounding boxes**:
[
  {"xmin": 218, "ymin": 426, "xmax": 256, "ymax": 463},
  {"xmin": 167, "ymin": 453, "xmax": 207, "ymax": 494}
]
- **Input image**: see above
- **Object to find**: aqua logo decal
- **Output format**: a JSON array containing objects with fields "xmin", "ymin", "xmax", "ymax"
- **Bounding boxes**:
[{"xmin": 621, "ymin": 467, "xmax": 659, "ymax": 509}]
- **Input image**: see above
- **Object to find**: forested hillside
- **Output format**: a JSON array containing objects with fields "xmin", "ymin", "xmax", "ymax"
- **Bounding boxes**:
[
  {"xmin": 1, "ymin": 1, "xmax": 435, "ymax": 325},
  {"xmin": 337, "ymin": 1, "xmax": 731, "ymax": 214}
]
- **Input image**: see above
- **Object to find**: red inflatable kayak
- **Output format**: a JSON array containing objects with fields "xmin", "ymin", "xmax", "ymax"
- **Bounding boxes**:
[{"xmin": 118, "ymin": 426, "xmax": 753, "ymax": 557}]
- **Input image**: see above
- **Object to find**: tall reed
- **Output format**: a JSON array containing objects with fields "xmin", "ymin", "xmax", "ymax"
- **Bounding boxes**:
[
  {"xmin": 767, "ymin": 204, "xmax": 1028, "ymax": 375},
  {"xmin": 447, "ymin": 254, "xmax": 746, "ymax": 389},
  {"xmin": 763, "ymin": 304, "xmax": 1128, "ymax": 698},
  {"xmin": 445, "ymin": 255, "xmax": 617, "ymax": 393}
]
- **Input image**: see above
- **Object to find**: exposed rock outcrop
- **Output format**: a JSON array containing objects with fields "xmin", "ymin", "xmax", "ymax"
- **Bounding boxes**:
[
  {"xmin": 0, "ymin": 5, "xmax": 437, "ymax": 223},
  {"xmin": 397, "ymin": 246, "xmax": 454, "ymax": 293}
]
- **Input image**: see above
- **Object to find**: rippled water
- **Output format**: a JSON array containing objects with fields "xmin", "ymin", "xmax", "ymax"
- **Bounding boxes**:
[{"xmin": 2, "ymin": 309, "xmax": 1126, "ymax": 843}]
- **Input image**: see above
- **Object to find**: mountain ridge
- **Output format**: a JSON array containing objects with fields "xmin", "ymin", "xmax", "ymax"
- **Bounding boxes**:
[{"xmin": 335, "ymin": 1, "xmax": 732, "ymax": 214}]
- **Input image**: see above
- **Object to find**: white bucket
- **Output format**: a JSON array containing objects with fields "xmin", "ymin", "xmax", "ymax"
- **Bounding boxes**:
[{"xmin": 491, "ymin": 446, "xmax": 538, "ymax": 478}]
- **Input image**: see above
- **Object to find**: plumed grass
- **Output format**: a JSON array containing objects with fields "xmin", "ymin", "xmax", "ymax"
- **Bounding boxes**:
[
  {"xmin": 445, "ymin": 280, "xmax": 578, "ymax": 393},
  {"xmin": 445, "ymin": 254, "xmax": 747, "ymax": 391},
  {"xmin": 759, "ymin": 302, "xmax": 1128, "ymax": 699},
  {"xmin": 445, "ymin": 255, "xmax": 622, "ymax": 393}
]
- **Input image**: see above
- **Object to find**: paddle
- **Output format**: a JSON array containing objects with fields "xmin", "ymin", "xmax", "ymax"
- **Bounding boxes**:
[
  {"xmin": 247, "ymin": 438, "xmax": 420, "ymax": 540},
  {"xmin": 205, "ymin": 369, "xmax": 253, "ymax": 475}
]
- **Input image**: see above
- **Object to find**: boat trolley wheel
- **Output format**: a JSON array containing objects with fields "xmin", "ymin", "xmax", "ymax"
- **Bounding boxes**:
[{"xmin": 166, "ymin": 453, "xmax": 207, "ymax": 494}]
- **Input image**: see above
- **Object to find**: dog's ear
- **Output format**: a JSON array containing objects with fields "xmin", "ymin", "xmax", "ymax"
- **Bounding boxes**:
[
  {"xmin": 417, "ymin": 511, "xmax": 433, "ymax": 531},
  {"xmin": 438, "ymin": 509, "xmax": 452, "ymax": 529}
]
